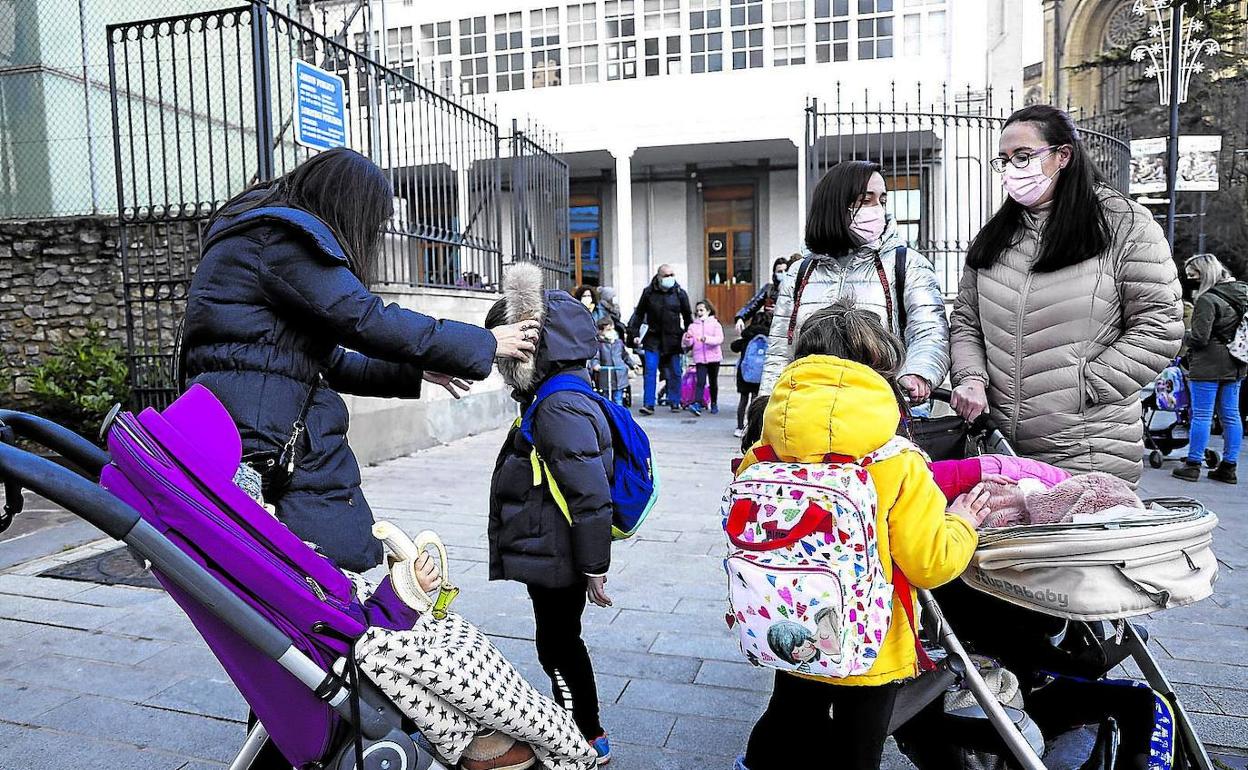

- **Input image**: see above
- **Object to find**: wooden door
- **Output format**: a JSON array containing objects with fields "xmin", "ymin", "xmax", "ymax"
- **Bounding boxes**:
[{"xmin": 703, "ymin": 186, "xmax": 756, "ymax": 319}]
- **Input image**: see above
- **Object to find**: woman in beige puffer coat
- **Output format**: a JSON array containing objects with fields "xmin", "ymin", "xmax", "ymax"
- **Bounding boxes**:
[{"xmin": 950, "ymin": 106, "xmax": 1182, "ymax": 483}]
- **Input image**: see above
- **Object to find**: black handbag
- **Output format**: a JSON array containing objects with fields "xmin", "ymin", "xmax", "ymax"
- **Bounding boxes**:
[
  {"xmin": 907, "ymin": 414, "xmax": 971, "ymax": 462},
  {"xmin": 243, "ymin": 373, "xmax": 322, "ymax": 502}
]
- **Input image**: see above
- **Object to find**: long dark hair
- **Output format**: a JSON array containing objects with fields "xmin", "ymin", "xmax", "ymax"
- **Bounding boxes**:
[
  {"xmin": 213, "ymin": 148, "xmax": 393, "ymax": 283},
  {"xmin": 771, "ymin": 257, "xmax": 789, "ymax": 286},
  {"xmin": 805, "ymin": 160, "xmax": 881, "ymax": 257},
  {"xmin": 966, "ymin": 105, "xmax": 1116, "ymax": 273}
]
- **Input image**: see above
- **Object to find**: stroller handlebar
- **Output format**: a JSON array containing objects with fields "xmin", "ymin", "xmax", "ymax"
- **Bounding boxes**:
[
  {"xmin": 0, "ymin": 409, "xmax": 110, "ymax": 476},
  {"xmin": 925, "ymin": 388, "xmax": 1004, "ymax": 436}
]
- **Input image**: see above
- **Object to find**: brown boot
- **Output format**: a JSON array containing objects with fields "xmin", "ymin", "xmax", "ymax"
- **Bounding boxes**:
[
  {"xmin": 1208, "ymin": 461, "xmax": 1238, "ymax": 485},
  {"xmin": 459, "ymin": 732, "xmax": 537, "ymax": 770}
]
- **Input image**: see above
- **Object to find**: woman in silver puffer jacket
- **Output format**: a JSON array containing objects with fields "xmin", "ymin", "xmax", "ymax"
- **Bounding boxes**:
[
  {"xmin": 950, "ymin": 105, "xmax": 1182, "ymax": 483},
  {"xmin": 760, "ymin": 161, "xmax": 950, "ymax": 399}
]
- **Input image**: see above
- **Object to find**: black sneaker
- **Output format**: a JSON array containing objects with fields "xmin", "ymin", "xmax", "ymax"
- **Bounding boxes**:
[
  {"xmin": 639, "ymin": 406, "xmax": 654, "ymax": 416},
  {"xmin": 670, "ymin": 404, "xmax": 682, "ymax": 413},
  {"xmin": 1171, "ymin": 462, "xmax": 1201, "ymax": 482},
  {"xmin": 1209, "ymin": 461, "xmax": 1238, "ymax": 485}
]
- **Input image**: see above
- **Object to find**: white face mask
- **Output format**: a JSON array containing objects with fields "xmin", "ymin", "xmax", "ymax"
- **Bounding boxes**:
[
  {"xmin": 774, "ymin": 270, "xmax": 787, "ymax": 282},
  {"xmin": 603, "ymin": 330, "xmax": 618, "ymax": 342},
  {"xmin": 849, "ymin": 205, "xmax": 887, "ymax": 244},
  {"xmin": 659, "ymin": 276, "xmax": 677, "ymax": 289},
  {"xmin": 581, "ymin": 295, "xmax": 594, "ymax": 308},
  {"xmin": 1003, "ymin": 155, "xmax": 1059, "ymax": 208}
]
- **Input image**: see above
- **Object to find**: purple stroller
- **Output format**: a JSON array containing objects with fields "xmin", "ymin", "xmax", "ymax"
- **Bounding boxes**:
[{"xmin": 0, "ymin": 385, "xmax": 447, "ymax": 770}]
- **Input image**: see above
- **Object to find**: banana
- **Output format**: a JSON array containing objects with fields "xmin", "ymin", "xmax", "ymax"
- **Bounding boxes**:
[{"xmin": 372, "ymin": 521, "xmax": 459, "ymax": 618}]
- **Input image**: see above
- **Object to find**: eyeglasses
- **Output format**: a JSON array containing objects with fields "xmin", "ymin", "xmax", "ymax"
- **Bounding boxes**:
[{"xmin": 990, "ymin": 145, "xmax": 1061, "ymax": 173}]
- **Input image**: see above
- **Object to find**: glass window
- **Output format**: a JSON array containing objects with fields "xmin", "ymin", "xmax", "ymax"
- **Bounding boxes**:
[
  {"xmin": 567, "ymin": 3, "xmax": 598, "ymax": 43},
  {"xmin": 531, "ymin": 7, "xmax": 560, "ymax": 46},
  {"xmin": 605, "ymin": 0, "xmax": 638, "ymax": 79},
  {"xmin": 730, "ymin": 0, "xmax": 763, "ymax": 25},
  {"xmin": 567, "ymin": 44, "xmax": 601, "ymax": 83},
  {"xmin": 858, "ymin": 0, "xmax": 892, "ymax": 11},
  {"xmin": 857, "ymin": 15, "xmax": 892, "ymax": 59},
  {"xmin": 496, "ymin": 51, "xmax": 525, "ymax": 91},
  {"xmin": 494, "ymin": 12, "xmax": 523, "ymax": 50},
  {"xmin": 814, "ymin": 19, "xmax": 847, "ymax": 62},
  {"xmin": 459, "ymin": 16, "xmax": 487, "ymax": 55},
  {"xmin": 690, "ymin": 0, "xmax": 723, "ymax": 30},
  {"xmin": 643, "ymin": 0, "xmax": 682, "ymax": 76},
  {"xmin": 459, "ymin": 55, "xmax": 489, "ymax": 94},
  {"xmin": 773, "ymin": 24, "xmax": 806, "ymax": 65},
  {"xmin": 643, "ymin": 0, "xmax": 681, "ymax": 31},
  {"xmin": 732, "ymin": 27, "xmax": 764, "ymax": 68},
  {"xmin": 813, "ymin": 0, "xmax": 849, "ymax": 15},
  {"xmin": 690, "ymin": 31, "xmax": 723, "ymax": 73},
  {"xmin": 419, "ymin": 21, "xmax": 452, "ymax": 57},
  {"xmin": 772, "ymin": 0, "xmax": 805, "ymax": 22}
]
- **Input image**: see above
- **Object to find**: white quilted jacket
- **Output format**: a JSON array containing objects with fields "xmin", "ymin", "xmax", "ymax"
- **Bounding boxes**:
[{"xmin": 760, "ymin": 219, "xmax": 951, "ymax": 394}]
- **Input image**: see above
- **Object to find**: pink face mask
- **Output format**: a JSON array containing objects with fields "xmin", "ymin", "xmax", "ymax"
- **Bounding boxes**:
[
  {"xmin": 1003, "ymin": 156, "xmax": 1059, "ymax": 208},
  {"xmin": 849, "ymin": 204, "xmax": 887, "ymax": 244}
]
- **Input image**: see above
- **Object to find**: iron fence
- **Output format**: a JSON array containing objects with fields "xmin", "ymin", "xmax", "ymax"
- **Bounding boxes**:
[
  {"xmin": 805, "ymin": 84, "xmax": 1132, "ymax": 296},
  {"xmin": 107, "ymin": 1, "xmax": 568, "ymax": 407},
  {"xmin": 510, "ymin": 120, "xmax": 571, "ymax": 291}
]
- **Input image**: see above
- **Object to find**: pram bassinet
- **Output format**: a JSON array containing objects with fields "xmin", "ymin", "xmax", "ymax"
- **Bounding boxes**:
[{"xmin": 895, "ymin": 390, "xmax": 1218, "ymax": 770}]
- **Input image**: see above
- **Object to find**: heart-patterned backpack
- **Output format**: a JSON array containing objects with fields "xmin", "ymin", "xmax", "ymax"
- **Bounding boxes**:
[{"xmin": 721, "ymin": 436, "xmax": 925, "ymax": 678}]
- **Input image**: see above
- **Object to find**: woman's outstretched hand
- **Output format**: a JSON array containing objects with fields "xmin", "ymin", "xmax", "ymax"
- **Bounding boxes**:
[
  {"xmin": 951, "ymin": 380, "xmax": 989, "ymax": 422},
  {"xmin": 423, "ymin": 372, "xmax": 471, "ymax": 399},
  {"xmin": 492, "ymin": 320, "xmax": 540, "ymax": 361}
]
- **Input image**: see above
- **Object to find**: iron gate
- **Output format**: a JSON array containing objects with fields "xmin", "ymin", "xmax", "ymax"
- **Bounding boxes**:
[
  {"xmin": 106, "ymin": 1, "xmax": 570, "ymax": 408},
  {"xmin": 805, "ymin": 84, "xmax": 1132, "ymax": 296}
]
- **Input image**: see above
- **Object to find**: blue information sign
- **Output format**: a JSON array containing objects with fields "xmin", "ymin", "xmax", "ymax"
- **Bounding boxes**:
[{"xmin": 293, "ymin": 59, "xmax": 346, "ymax": 151}]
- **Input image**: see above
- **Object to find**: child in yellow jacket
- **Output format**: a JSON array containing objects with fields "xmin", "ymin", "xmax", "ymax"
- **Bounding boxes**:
[{"xmin": 738, "ymin": 299, "xmax": 988, "ymax": 770}]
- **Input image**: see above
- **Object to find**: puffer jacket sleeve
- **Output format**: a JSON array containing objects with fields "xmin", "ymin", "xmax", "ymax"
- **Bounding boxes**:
[
  {"xmin": 736, "ymin": 286, "xmax": 769, "ymax": 322},
  {"xmin": 325, "ymin": 348, "xmax": 424, "ymax": 398},
  {"xmin": 949, "ymin": 264, "xmax": 990, "ymax": 386},
  {"xmin": 1083, "ymin": 223, "xmax": 1182, "ymax": 405},
  {"xmin": 885, "ymin": 452, "xmax": 977, "ymax": 589},
  {"xmin": 257, "ymin": 236, "xmax": 498, "ymax": 380},
  {"xmin": 760, "ymin": 265, "xmax": 799, "ymax": 394},
  {"xmin": 899, "ymin": 249, "xmax": 951, "ymax": 386},
  {"xmin": 533, "ymin": 396, "xmax": 613, "ymax": 576},
  {"xmin": 706, "ymin": 318, "xmax": 725, "ymax": 347}
]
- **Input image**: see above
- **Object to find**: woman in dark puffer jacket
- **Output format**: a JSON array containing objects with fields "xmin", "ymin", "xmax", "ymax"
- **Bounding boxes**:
[{"xmin": 183, "ymin": 148, "xmax": 538, "ymax": 572}]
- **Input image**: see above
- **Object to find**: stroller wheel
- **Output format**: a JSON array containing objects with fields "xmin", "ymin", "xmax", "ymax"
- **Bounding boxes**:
[
  {"xmin": 1149, "ymin": 451, "xmax": 1164, "ymax": 469},
  {"xmin": 1205, "ymin": 449, "xmax": 1220, "ymax": 469}
]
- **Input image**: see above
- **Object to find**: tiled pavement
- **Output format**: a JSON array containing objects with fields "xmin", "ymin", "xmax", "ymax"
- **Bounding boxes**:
[{"xmin": 0, "ymin": 395, "xmax": 1244, "ymax": 768}]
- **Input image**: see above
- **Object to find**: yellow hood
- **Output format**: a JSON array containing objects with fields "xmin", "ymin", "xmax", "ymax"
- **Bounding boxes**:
[{"xmin": 761, "ymin": 355, "xmax": 900, "ymax": 461}]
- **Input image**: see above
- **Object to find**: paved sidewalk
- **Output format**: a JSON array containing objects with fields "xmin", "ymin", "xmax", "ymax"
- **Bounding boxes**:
[{"xmin": 0, "ymin": 399, "xmax": 1244, "ymax": 768}]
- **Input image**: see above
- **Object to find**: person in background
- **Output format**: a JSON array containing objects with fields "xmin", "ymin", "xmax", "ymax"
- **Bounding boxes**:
[
  {"xmin": 683, "ymin": 299, "xmax": 725, "ymax": 416},
  {"xmin": 732, "ymin": 257, "xmax": 795, "ymax": 438},
  {"xmin": 596, "ymin": 286, "xmax": 629, "ymax": 341},
  {"xmin": 628, "ymin": 265, "xmax": 694, "ymax": 416},
  {"xmin": 1173, "ymin": 253, "xmax": 1246, "ymax": 484},
  {"xmin": 949, "ymin": 105, "xmax": 1182, "ymax": 483},
  {"xmin": 761, "ymin": 162, "xmax": 950, "ymax": 401},
  {"xmin": 590, "ymin": 318, "xmax": 642, "ymax": 406},
  {"xmin": 735, "ymin": 257, "xmax": 793, "ymax": 335}
]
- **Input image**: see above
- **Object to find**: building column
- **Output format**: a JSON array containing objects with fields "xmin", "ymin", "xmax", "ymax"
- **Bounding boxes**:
[{"xmin": 613, "ymin": 148, "xmax": 637, "ymax": 312}]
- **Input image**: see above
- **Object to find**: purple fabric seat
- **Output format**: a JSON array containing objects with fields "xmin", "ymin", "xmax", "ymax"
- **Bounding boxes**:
[{"xmin": 100, "ymin": 384, "xmax": 418, "ymax": 766}]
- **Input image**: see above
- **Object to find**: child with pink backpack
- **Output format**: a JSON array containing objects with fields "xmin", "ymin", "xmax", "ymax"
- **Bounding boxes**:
[{"xmin": 724, "ymin": 299, "xmax": 987, "ymax": 770}]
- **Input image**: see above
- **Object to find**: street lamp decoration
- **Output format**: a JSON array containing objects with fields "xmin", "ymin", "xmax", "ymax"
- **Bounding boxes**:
[{"xmin": 1131, "ymin": 0, "xmax": 1222, "ymax": 105}]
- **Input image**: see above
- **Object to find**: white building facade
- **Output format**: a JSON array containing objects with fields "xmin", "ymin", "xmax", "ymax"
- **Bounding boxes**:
[{"xmin": 340, "ymin": 0, "xmax": 1028, "ymax": 311}]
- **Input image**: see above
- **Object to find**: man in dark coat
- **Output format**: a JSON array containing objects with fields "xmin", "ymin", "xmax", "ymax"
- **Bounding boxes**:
[
  {"xmin": 486, "ymin": 263, "xmax": 615, "ymax": 762},
  {"xmin": 183, "ymin": 194, "xmax": 511, "ymax": 571},
  {"xmin": 627, "ymin": 264, "xmax": 693, "ymax": 415}
]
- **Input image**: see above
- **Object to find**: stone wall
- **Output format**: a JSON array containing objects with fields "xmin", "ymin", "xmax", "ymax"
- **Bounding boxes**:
[{"xmin": 0, "ymin": 216, "xmax": 125, "ymax": 410}]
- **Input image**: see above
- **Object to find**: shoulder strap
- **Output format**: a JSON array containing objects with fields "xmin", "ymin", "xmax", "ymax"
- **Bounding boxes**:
[
  {"xmin": 786, "ymin": 257, "xmax": 820, "ymax": 344},
  {"xmin": 892, "ymin": 568, "xmax": 936, "ymax": 671},
  {"xmin": 519, "ymin": 373, "xmax": 596, "ymax": 445},
  {"xmin": 895, "ymin": 245, "xmax": 908, "ymax": 334}
]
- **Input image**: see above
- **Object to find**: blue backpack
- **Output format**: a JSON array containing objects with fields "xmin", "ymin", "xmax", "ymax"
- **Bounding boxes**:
[
  {"xmin": 739, "ymin": 335, "xmax": 768, "ymax": 384},
  {"xmin": 520, "ymin": 373, "xmax": 659, "ymax": 539}
]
